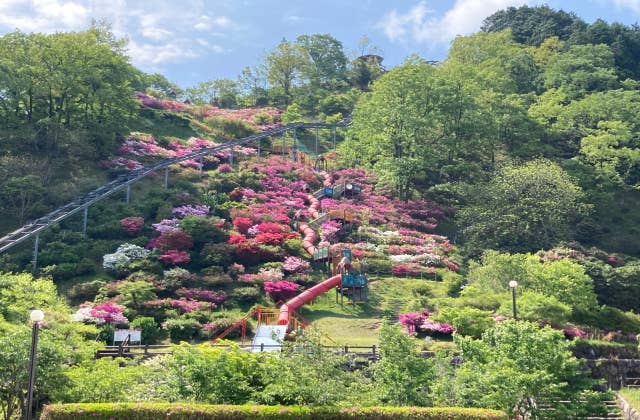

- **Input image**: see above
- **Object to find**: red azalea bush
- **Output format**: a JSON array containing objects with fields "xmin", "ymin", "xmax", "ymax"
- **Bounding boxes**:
[
  {"xmin": 159, "ymin": 250, "xmax": 191, "ymax": 265},
  {"xmin": 264, "ymin": 280, "xmax": 299, "ymax": 302},
  {"xmin": 232, "ymin": 217, "xmax": 253, "ymax": 234},
  {"xmin": 120, "ymin": 216, "xmax": 144, "ymax": 235},
  {"xmin": 155, "ymin": 231, "xmax": 194, "ymax": 251}
]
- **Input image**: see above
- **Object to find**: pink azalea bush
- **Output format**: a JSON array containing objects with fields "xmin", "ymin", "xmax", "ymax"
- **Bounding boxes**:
[
  {"xmin": 399, "ymin": 310, "xmax": 454, "ymax": 336},
  {"xmin": 282, "ymin": 256, "xmax": 311, "ymax": 274},
  {"xmin": 264, "ymin": 280, "xmax": 300, "ymax": 302},
  {"xmin": 72, "ymin": 302, "xmax": 129, "ymax": 325}
]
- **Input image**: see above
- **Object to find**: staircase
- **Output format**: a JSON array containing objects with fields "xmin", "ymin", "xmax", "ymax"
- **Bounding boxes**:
[
  {"xmin": 587, "ymin": 396, "xmax": 623, "ymax": 419},
  {"xmin": 383, "ymin": 298, "xmax": 403, "ymax": 324}
]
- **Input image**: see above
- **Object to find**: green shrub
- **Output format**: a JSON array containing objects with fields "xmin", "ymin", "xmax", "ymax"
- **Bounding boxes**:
[
  {"xmin": 68, "ymin": 280, "xmax": 106, "ymax": 302},
  {"xmin": 230, "ymin": 286, "xmax": 261, "ymax": 305},
  {"xmin": 204, "ymin": 116, "xmax": 257, "ymax": 138},
  {"xmin": 571, "ymin": 339, "xmax": 640, "ymax": 359},
  {"xmin": 432, "ymin": 307, "xmax": 494, "ymax": 338},
  {"xmin": 572, "ymin": 305, "xmax": 640, "ymax": 334},
  {"xmin": 41, "ymin": 403, "xmax": 507, "ymax": 419},
  {"xmin": 365, "ymin": 257, "xmax": 392, "ymax": 274},
  {"xmin": 283, "ymin": 238, "xmax": 304, "ymax": 256},
  {"xmin": 130, "ymin": 317, "xmax": 163, "ymax": 344},
  {"xmin": 164, "ymin": 318, "xmax": 201, "ymax": 342}
]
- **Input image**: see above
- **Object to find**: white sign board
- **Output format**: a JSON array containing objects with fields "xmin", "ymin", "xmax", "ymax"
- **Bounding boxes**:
[{"xmin": 113, "ymin": 328, "xmax": 141, "ymax": 343}]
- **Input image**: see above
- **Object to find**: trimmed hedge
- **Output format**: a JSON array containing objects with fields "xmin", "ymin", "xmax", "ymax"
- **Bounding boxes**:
[{"xmin": 41, "ymin": 403, "xmax": 507, "ymax": 419}]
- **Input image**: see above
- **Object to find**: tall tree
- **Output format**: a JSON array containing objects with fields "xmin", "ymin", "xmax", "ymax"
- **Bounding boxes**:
[
  {"xmin": 264, "ymin": 39, "xmax": 308, "ymax": 105},
  {"xmin": 296, "ymin": 34, "xmax": 348, "ymax": 89},
  {"xmin": 458, "ymin": 159, "xmax": 588, "ymax": 253}
]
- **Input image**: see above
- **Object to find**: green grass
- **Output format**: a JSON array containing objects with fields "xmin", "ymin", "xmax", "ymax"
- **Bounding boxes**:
[
  {"xmin": 297, "ymin": 276, "xmax": 449, "ymax": 346},
  {"xmin": 619, "ymin": 388, "xmax": 640, "ymax": 410}
]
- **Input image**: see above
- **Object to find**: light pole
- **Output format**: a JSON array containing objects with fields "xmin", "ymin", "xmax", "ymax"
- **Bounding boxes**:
[
  {"xmin": 26, "ymin": 309, "xmax": 44, "ymax": 420},
  {"xmin": 508, "ymin": 281, "xmax": 518, "ymax": 320}
]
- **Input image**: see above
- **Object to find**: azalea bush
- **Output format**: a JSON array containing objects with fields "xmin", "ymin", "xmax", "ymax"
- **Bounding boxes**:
[
  {"xmin": 159, "ymin": 249, "xmax": 191, "ymax": 265},
  {"xmin": 264, "ymin": 281, "xmax": 300, "ymax": 302},
  {"xmin": 72, "ymin": 302, "xmax": 128, "ymax": 325},
  {"xmin": 120, "ymin": 217, "xmax": 145, "ymax": 235},
  {"xmin": 103, "ymin": 243, "xmax": 151, "ymax": 275}
]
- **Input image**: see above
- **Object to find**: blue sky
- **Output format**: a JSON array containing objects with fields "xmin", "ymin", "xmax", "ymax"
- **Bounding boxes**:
[{"xmin": 1, "ymin": 0, "xmax": 640, "ymax": 88}]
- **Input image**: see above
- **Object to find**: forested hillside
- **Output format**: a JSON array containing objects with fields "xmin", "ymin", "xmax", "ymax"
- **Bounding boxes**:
[{"xmin": 1, "ymin": 5, "xmax": 640, "ymax": 420}]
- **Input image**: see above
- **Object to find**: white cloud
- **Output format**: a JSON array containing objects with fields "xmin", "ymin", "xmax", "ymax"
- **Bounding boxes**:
[
  {"xmin": 611, "ymin": 0, "xmax": 640, "ymax": 13},
  {"xmin": 378, "ymin": 0, "xmax": 539, "ymax": 45},
  {"xmin": 284, "ymin": 15, "xmax": 303, "ymax": 24},
  {"xmin": 0, "ymin": 1, "xmax": 235, "ymax": 68}
]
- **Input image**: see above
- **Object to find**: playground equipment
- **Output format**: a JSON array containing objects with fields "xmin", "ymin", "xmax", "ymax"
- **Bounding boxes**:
[{"xmin": 278, "ymin": 175, "xmax": 368, "ymax": 328}]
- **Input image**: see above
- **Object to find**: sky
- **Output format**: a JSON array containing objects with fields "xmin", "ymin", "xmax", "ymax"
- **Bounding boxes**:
[{"xmin": 1, "ymin": 0, "xmax": 640, "ymax": 88}]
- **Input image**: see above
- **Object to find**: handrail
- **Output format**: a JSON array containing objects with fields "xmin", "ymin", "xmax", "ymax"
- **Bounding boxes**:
[{"xmin": 0, "ymin": 118, "xmax": 351, "ymax": 254}]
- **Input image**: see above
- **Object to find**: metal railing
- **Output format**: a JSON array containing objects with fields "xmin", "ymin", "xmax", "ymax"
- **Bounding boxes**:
[{"xmin": 0, "ymin": 118, "xmax": 351, "ymax": 264}]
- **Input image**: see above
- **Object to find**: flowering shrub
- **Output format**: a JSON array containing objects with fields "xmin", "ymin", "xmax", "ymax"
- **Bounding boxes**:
[
  {"xmin": 398, "ymin": 310, "xmax": 454, "ymax": 336},
  {"xmin": 103, "ymin": 243, "xmax": 150, "ymax": 273},
  {"xmin": 120, "ymin": 216, "xmax": 144, "ymax": 235},
  {"xmin": 176, "ymin": 288, "xmax": 227, "ymax": 304},
  {"xmin": 257, "ymin": 267, "xmax": 284, "ymax": 282},
  {"xmin": 159, "ymin": 250, "xmax": 191, "ymax": 265},
  {"xmin": 145, "ymin": 298, "xmax": 214, "ymax": 313},
  {"xmin": 321, "ymin": 220, "xmax": 341, "ymax": 243},
  {"xmin": 99, "ymin": 157, "xmax": 143, "ymax": 171},
  {"xmin": 152, "ymin": 218, "xmax": 181, "ymax": 234},
  {"xmin": 563, "ymin": 326, "xmax": 588, "ymax": 340},
  {"xmin": 172, "ymin": 205, "xmax": 210, "ymax": 218},
  {"xmin": 264, "ymin": 280, "xmax": 300, "ymax": 302},
  {"xmin": 232, "ymin": 217, "xmax": 253, "ymax": 234},
  {"xmin": 72, "ymin": 302, "xmax": 128, "ymax": 325},
  {"xmin": 419, "ymin": 319, "xmax": 455, "ymax": 335},
  {"xmin": 154, "ymin": 231, "xmax": 194, "ymax": 251},
  {"xmin": 217, "ymin": 163, "xmax": 233, "ymax": 173},
  {"xmin": 282, "ymin": 256, "xmax": 311, "ymax": 274}
]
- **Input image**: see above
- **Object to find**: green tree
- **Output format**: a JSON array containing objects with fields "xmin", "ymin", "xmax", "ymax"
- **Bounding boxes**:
[
  {"xmin": 0, "ymin": 175, "xmax": 45, "ymax": 225},
  {"xmin": 542, "ymin": 44, "xmax": 619, "ymax": 99},
  {"xmin": 264, "ymin": 39, "xmax": 309, "ymax": 105},
  {"xmin": 458, "ymin": 160, "xmax": 587, "ymax": 253},
  {"xmin": 467, "ymin": 251, "xmax": 598, "ymax": 311},
  {"xmin": 372, "ymin": 323, "xmax": 433, "ymax": 405},
  {"xmin": 450, "ymin": 321, "xmax": 600, "ymax": 418},
  {"xmin": 296, "ymin": 34, "xmax": 348, "ymax": 89},
  {"xmin": 580, "ymin": 120, "xmax": 640, "ymax": 189},
  {"xmin": 481, "ymin": 5, "xmax": 582, "ymax": 46}
]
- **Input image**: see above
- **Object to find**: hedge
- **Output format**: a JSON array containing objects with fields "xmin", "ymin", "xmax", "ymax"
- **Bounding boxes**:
[{"xmin": 41, "ymin": 403, "xmax": 507, "ymax": 419}]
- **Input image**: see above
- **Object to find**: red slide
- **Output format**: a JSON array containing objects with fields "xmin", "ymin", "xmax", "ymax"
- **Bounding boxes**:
[
  {"xmin": 278, "ymin": 274, "xmax": 341, "ymax": 325},
  {"xmin": 278, "ymin": 171, "xmax": 340, "ymax": 327}
]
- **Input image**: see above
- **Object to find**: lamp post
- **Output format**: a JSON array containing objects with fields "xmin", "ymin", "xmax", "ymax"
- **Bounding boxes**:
[
  {"xmin": 508, "ymin": 281, "xmax": 518, "ymax": 320},
  {"xmin": 26, "ymin": 309, "xmax": 44, "ymax": 420}
]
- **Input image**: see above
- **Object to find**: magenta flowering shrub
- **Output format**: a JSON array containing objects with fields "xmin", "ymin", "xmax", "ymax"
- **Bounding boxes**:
[
  {"xmin": 282, "ymin": 256, "xmax": 311, "ymax": 274},
  {"xmin": 176, "ymin": 288, "xmax": 227, "ymax": 305},
  {"xmin": 398, "ymin": 310, "xmax": 454, "ymax": 336},
  {"xmin": 136, "ymin": 92, "xmax": 188, "ymax": 111},
  {"xmin": 391, "ymin": 264, "xmax": 436, "ymax": 277},
  {"xmin": 144, "ymin": 298, "xmax": 214, "ymax": 313},
  {"xmin": 120, "ymin": 216, "xmax": 144, "ymax": 235},
  {"xmin": 72, "ymin": 301, "xmax": 129, "ymax": 325},
  {"xmin": 264, "ymin": 280, "xmax": 300, "ymax": 302},
  {"xmin": 398, "ymin": 312, "xmax": 428, "ymax": 333},
  {"xmin": 159, "ymin": 249, "xmax": 191, "ymax": 265},
  {"xmin": 154, "ymin": 231, "xmax": 194, "ymax": 251},
  {"xmin": 420, "ymin": 319, "xmax": 455, "ymax": 335},
  {"xmin": 563, "ymin": 326, "xmax": 588, "ymax": 340},
  {"xmin": 321, "ymin": 220, "xmax": 341, "ymax": 243}
]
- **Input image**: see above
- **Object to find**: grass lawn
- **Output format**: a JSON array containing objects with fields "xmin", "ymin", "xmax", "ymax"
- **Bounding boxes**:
[
  {"xmin": 619, "ymin": 388, "xmax": 640, "ymax": 410},
  {"xmin": 298, "ymin": 276, "xmax": 449, "ymax": 346}
]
